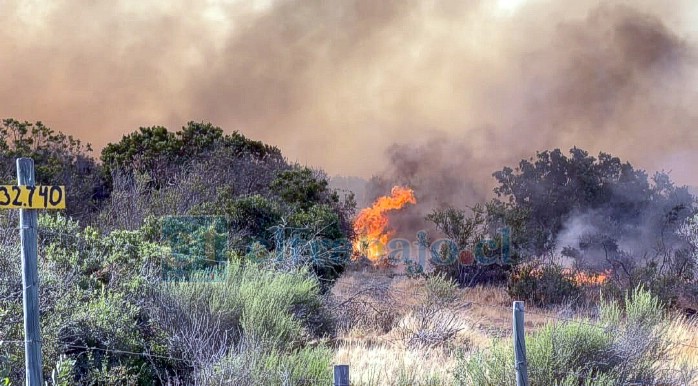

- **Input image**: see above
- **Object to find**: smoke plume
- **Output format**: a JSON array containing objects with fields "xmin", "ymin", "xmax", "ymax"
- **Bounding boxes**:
[{"xmin": 1, "ymin": 0, "xmax": 697, "ymax": 197}]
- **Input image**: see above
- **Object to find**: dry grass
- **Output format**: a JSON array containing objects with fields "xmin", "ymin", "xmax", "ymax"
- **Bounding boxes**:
[
  {"xmin": 329, "ymin": 268, "xmax": 565, "ymax": 383},
  {"xmin": 330, "ymin": 268, "xmax": 461, "ymax": 384},
  {"xmin": 330, "ymin": 268, "xmax": 698, "ymax": 384},
  {"xmin": 334, "ymin": 341, "xmax": 456, "ymax": 385},
  {"xmin": 665, "ymin": 316, "xmax": 698, "ymax": 374}
]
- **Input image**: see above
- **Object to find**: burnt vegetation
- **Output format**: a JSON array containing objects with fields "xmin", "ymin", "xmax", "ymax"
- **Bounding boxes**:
[{"xmin": 426, "ymin": 147, "xmax": 697, "ymax": 310}]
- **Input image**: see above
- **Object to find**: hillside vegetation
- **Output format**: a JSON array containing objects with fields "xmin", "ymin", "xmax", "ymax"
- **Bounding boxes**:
[{"xmin": 0, "ymin": 118, "xmax": 696, "ymax": 385}]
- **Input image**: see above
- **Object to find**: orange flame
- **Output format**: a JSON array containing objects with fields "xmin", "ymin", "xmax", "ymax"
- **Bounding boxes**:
[
  {"xmin": 353, "ymin": 186, "xmax": 416, "ymax": 262},
  {"xmin": 570, "ymin": 270, "xmax": 610, "ymax": 286},
  {"xmin": 523, "ymin": 267, "xmax": 611, "ymax": 286}
]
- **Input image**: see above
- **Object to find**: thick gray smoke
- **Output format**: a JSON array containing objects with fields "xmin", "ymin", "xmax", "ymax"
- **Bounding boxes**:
[
  {"xmin": 355, "ymin": 1, "xmax": 698, "ymax": 239},
  {"xmin": 1, "ymin": 0, "xmax": 697, "ymax": 198}
]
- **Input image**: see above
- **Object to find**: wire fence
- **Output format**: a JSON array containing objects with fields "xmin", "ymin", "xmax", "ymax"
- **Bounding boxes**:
[
  {"xmin": 2, "ymin": 293, "xmax": 698, "ymax": 385},
  {"xmin": 1, "ymin": 223, "xmax": 698, "ymax": 385},
  {"xmin": 4, "ymin": 294, "xmax": 697, "ymax": 386},
  {"xmin": 0, "ymin": 338, "xmax": 335, "ymax": 384},
  {"xmin": 468, "ymin": 299, "xmax": 698, "ymax": 351}
]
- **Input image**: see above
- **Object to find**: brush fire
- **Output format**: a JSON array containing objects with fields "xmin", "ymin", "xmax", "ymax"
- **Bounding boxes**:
[
  {"xmin": 353, "ymin": 186, "xmax": 611, "ymax": 287},
  {"xmin": 570, "ymin": 270, "xmax": 609, "ymax": 286},
  {"xmin": 519, "ymin": 267, "xmax": 610, "ymax": 286},
  {"xmin": 352, "ymin": 186, "xmax": 416, "ymax": 262}
]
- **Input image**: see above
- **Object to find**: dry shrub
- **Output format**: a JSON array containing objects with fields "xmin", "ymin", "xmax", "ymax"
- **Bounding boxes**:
[
  {"xmin": 327, "ymin": 279, "xmax": 402, "ymax": 335},
  {"xmin": 334, "ymin": 340, "xmax": 456, "ymax": 386},
  {"xmin": 393, "ymin": 274, "xmax": 470, "ymax": 349},
  {"xmin": 507, "ymin": 262, "xmax": 582, "ymax": 306}
]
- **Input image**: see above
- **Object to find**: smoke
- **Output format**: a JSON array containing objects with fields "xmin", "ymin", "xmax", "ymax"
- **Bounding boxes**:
[
  {"xmin": 357, "ymin": 1, "xmax": 698, "ymax": 234},
  {"xmin": 1, "ymin": 1, "xmax": 697, "ymax": 193},
  {"xmin": 361, "ymin": 135, "xmax": 496, "ymax": 237}
]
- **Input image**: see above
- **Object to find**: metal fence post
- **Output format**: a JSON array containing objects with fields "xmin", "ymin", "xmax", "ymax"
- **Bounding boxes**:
[
  {"xmin": 333, "ymin": 364, "xmax": 349, "ymax": 386},
  {"xmin": 513, "ymin": 301, "xmax": 529, "ymax": 386},
  {"xmin": 18, "ymin": 158, "xmax": 43, "ymax": 385}
]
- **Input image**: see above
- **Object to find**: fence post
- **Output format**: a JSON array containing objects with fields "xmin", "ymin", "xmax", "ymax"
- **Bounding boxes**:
[
  {"xmin": 18, "ymin": 158, "xmax": 43, "ymax": 386},
  {"xmin": 513, "ymin": 301, "xmax": 529, "ymax": 386},
  {"xmin": 333, "ymin": 364, "xmax": 349, "ymax": 386}
]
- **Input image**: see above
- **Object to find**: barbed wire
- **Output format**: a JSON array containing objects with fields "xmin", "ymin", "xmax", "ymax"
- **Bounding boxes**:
[
  {"xmin": 0, "ymin": 339, "xmax": 31, "ymax": 345},
  {"xmin": 0, "ymin": 338, "xmax": 334, "ymax": 384},
  {"xmin": 2, "ymin": 300, "xmax": 698, "ymax": 385},
  {"xmin": 62, "ymin": 343, "xmax": 190, "ymax": 363}
]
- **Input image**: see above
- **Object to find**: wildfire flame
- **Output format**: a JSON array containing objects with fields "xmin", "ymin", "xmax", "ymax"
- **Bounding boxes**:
[
  {"xmin": 569, "ymin": 270, "xmax": 610, "ymax": 286},
  {"xmin": 353, "ymin": 186, "xmax": 416, "ymax": 262},
  {"xmin": 524, "ymin": 267, "xmax": 611, "ymax": 286}
]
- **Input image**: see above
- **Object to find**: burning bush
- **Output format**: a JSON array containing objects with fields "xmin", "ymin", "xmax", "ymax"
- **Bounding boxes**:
[
  {"xmin": 352, "ymin": 186, "xmax": 416, "ymax": 264},
  {"xmin": 490, "ymin": 148, "xmax": 697, "ymax": 306},
  {"xmin": 349, "ymin": 147, "xmax": 697, "ymax": 310},
  {"xmin": 507, "ymin": 263, "xmax": 583, "ymax": 306}
]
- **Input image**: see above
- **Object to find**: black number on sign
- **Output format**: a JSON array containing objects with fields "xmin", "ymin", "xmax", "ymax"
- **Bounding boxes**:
[
  {"xmin": 27, "ymin": 186, "xmax": 35, "ymax": 207},
  {"xmin": 49, "ymin": 186, "xmax": 62, "ymax": 206},
  {"xmin": 38, "ymin": 186, "xmax": 49, "ymax": 208},
  {"xmin": 11, "ymin": 186, "xmax": 22, "ymax": 206},
  {"xmin": 0, "ymin": 187, "xmax": 9, "ymax": 206}
]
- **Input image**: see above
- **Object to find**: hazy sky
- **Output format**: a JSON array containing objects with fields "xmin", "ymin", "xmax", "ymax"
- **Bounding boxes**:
[{"xmin": 1, "ymin": 0, "xmax": 697, "ymax": 186}]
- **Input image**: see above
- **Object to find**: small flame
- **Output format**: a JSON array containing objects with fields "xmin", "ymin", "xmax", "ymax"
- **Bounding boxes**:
[
  {"xmin": 353, "ymin": 186, "xmax": 416, "ymax": 263},
  {"xmin": 570, "ymin": 270, "xmax": 610, "ymax": 286},
  {"xmin": 522, "ymin": 267, "xmax": 611, "ymax": 286}
]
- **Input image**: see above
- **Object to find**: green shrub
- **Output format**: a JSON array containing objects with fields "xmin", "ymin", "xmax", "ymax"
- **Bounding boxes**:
[
  {"xmin": 455, "ymin": 287, "xmax": 694, "ymax": 385},
  {"xmin": 507, "ymin": 263, "xmax": 581, "ymax": 306},
  {"xmin": 457, "ymin": 322, "xmax": 616, "ymax": 385},
  {"xmin": 199, "ymin": 340, "xmax": 333, "ymax": 385},
  {"xmin": 2, "ymin": 215, "xmax": 170, "ymax": 384},
  {"xmin": 0, "ymin": 214, "xmax": 169, "ymax": 384},
  {"xmin": 150, "ymin": 260, "xmax": 332, "ymax": 383},
  {"xmin": 170, "ymin": 260, "xmax": 322, "ymax": 346}
]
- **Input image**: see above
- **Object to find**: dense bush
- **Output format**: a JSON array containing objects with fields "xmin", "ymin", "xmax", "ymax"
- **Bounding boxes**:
[
  {"xmin": 0, "ymin": 214, "xmax": 166, "ymax": 384},
  {"xmin": 97, "ymin": 122, "xmax": 355, "ymax": 283},
  {"xmin": 491, "ymin": 148, "xmax": 695, "ymax": 258},
  {"xmin": 491, "ymin": 148, "xmax": 697, "ymax": 303},
  {"xmin": 148, "ymin": 260, "xmax": 333, "ymax": 384},
  {"xmin": 424, "ymin": 147, "xmax": 698, "ymax": 309},
  {"xmin": 0, "ymin": 213, "xmax": 337, "ymax": 384},
  {"xmin": 507, "ymin": 262, "xmax": 581, "ymax": 306}
]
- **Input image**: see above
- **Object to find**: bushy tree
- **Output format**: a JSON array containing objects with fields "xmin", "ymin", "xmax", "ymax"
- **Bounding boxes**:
[
  {"xmin": 490, "ymin": 147, "xmax": 694, "ymax": 261},
  {"xmin": 489, "ymin": 147, "xmax": 696, "ymax": 305},
  {"xmin": 101, "ymin": 121, "xmax": 284, "ymax": 187},
  {"xmin": 0, "ymin": 118, "xmax": 104, "ymax": 221},
  {"xmin": 99, "ymin": 123, "xmax": 355, "ymax": 283}
]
